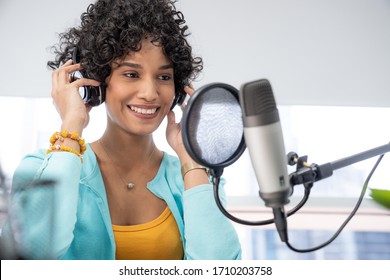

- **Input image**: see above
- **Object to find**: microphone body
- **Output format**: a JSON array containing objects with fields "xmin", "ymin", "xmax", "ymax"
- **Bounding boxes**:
[{"xmin": 239, "ymin": 79, "xmax": 291, "ymax": 208}]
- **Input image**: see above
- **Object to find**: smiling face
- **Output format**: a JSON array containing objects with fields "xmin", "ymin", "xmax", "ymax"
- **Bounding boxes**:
[{"xmin": 104, "ymin": 39, "xmax": 175, "ymax": 136}]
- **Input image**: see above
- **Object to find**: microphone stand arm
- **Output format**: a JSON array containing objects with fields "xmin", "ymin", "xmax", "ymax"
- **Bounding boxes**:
[{"xmin": 289, "ymin": 142, "xmax": 390, "ymax": 187}]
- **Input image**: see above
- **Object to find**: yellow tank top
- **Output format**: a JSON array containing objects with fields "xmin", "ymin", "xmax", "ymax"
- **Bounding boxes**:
[{"xmin": 112, "ymin": 207, "xmax": 184, "ymax": 260}]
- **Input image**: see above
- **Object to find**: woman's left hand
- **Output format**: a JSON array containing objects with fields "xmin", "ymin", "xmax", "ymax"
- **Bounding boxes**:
[{"xmin": 166, "ymin": 85, "xmax": 195, "ymax": 160}]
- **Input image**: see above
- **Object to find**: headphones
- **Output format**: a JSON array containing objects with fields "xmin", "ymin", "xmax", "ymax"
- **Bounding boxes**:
[
  {"xmin": 71, "ymin": 47, "xmax": 106, "ymax": 107},
  {"xmin": 170, "ymin": 84, "xmax": 187, "ymax": 110}
]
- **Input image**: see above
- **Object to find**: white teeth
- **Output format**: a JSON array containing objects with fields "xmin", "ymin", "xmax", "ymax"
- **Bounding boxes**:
[{"xmin": 130, "ymin": 106, "xmax": 157, "ymax": 115}]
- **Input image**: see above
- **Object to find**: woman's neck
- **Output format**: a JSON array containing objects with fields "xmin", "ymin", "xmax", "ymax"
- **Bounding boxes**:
[{"xmin": 95, "ymin": 127, "xmax": 159, "ymax": 169}]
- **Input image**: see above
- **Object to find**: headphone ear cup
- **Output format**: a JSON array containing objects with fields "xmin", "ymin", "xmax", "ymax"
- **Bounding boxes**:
[
  {"xmin": 72, "ymin": 46, "xmax": 106, "ymax": 107},
  {"xmin": 84, "ymin": 83, "xmax": 106, "ymax": 107},
  {"xmin": 170, "ymin": 90, "xmax": 186, "ymax": 110},
  {"xmin": 100, "ymin": 83, "xmax": 107, "ymax": 104}
]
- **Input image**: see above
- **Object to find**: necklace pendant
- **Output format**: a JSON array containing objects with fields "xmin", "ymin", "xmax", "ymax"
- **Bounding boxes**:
[{"xmin": 127, "ymin": 182, "xmax": 135, "ymax": 190}]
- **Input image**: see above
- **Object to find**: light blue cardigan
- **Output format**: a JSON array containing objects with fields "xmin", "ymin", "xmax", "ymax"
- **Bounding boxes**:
[{"xmin": 1, "ymin": 144, "xmax": 241, "ymax": 260}]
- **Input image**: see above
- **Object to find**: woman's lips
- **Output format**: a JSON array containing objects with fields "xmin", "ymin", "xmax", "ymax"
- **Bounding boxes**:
[{"xmin": 128, "ymin": 105, "xmax": 160, "ymax": 119}]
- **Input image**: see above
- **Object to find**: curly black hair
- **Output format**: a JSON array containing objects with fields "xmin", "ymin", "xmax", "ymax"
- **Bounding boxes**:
[{"xmin": 47, "ymin": 0, "xmax": 203, "ymax": 104}]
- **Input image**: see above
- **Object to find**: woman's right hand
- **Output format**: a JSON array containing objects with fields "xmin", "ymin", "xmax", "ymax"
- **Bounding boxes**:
[{"xmin": 51, "ymin": 59, "xmax": 101, "ymax": 133}]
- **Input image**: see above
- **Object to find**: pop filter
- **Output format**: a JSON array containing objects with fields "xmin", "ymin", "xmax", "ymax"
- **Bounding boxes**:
[{"xmin": 181, "ymin": 83, "xmax": 246, "ymax": 177}]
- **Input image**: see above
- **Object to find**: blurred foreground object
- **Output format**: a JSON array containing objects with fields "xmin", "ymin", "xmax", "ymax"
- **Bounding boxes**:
[
  {"xmin": 370, "ymin": 188, "xmax": 390, "ymax": 210},
  {"xmin": 0, "ymin": 176, "xmax": 57, "ymax": 259}
]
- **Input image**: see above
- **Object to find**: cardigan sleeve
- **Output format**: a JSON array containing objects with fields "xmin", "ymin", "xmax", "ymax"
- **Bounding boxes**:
[
  {"xmin": 182, "ymin": 183, "xmax": 242, "ymax": 260},
  {"xmin": 2, "ymin": 150, "xmax": 82, "ymax": 259}
]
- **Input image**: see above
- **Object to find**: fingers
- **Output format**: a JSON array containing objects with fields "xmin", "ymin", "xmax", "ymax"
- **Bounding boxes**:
[
  {"xmin": 52, "ymin": 60, "xmax": 75, "ymax": 89},
  {"xmin": 180, "ymin": 84, "xmax": 196, "ymax": 111},
  {"xmin": 72, "ymin": 77, "xmax": 101, "ymax": 88},
  {"xmin": 184, "ymin": 84, "xmax": 195, "ymax": 96},
  {"xmin": 52, "ymin": 59, "xmax": 100, "ymax": 92},
  {"xmin": 167, "ymin": 111, "xmax": 176, "ymax": 126},
  {"xmin": 54, "ymin": 59, "xmax": 76, "ymax": 83},
  {"xmin": 50, "ymin": 59, "xmax": 96, "ymax": 130},
  {"xmin": 51, "ymin": 59, "xmax": 73, "ymax": 90}
]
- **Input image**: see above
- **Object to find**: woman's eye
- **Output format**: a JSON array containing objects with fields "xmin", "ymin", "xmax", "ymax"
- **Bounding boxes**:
[
  {"xmin": 124, "ymin": 72, "xmax": 139, "ymax": 78},
  {"xmin": 159, "ymin": 75, "xmax": 172, "ymax": 81}
]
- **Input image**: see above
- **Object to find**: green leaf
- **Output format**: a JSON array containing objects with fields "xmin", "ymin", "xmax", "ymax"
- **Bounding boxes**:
[{"xmin": 370, "ymin": 188, "xmax": 390, "ymax": 209}]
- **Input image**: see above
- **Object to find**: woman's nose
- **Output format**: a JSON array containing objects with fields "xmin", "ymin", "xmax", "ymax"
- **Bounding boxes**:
[{"xmin": 137, "ymin": 78, "xmax": 158, "ymax": 101}]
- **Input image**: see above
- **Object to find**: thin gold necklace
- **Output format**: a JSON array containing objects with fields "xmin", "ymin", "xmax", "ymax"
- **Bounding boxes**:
[{"xmin": 98, "ymin": 139, "xmax": 156, "ymax": 190}]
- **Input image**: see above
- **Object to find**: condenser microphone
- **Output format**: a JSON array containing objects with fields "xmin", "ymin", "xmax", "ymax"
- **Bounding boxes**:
[{"xmin": 239, "ymin": 79, "xmax": 291, "ymax": 208}]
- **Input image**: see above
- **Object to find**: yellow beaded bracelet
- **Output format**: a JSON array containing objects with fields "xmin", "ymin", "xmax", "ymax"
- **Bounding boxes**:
[
  {"xmin": 46, "ymin": 144, "xmax": 83, "ymax": 162},
  {"xmin": 49, "ymin": 130, "xmax": 87, "ymax": 155}
]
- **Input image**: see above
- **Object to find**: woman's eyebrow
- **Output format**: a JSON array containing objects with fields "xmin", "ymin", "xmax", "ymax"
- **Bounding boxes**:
[
  {"xmin": 117, "ymin": 62, "xmax": 141, "ymax": 69},
  {"xmin": 159, "ymin": 63, "xmax": 174, "ymax": 70},
  {"xmin": 117, "ymin": 62, "xmax": 173, "ymax": 70}
]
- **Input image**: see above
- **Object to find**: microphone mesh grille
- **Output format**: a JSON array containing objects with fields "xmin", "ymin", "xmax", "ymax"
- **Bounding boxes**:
[
  {"xmin": 187, "ymin": 88, "xmax": 243, "ymax": 165},
  {"xmin": 242, "ymin": 79, "xmax": 276, "ymax": 116}
]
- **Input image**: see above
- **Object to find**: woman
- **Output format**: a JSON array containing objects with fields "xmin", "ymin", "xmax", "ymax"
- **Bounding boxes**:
[{"xmin": 1, "ymin": 0, "xmax": 241, "ymax": 260}]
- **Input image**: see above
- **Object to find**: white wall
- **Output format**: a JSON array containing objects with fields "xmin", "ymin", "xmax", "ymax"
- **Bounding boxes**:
[{"xmin": 1, "ymin": 0, "xmax": 389, "ymax": 107}]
